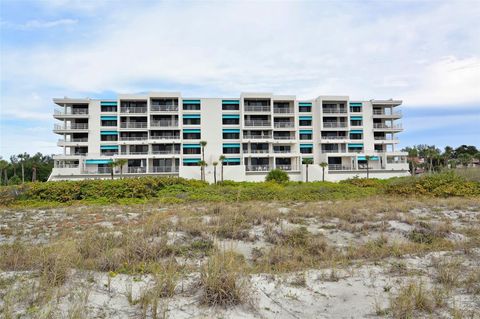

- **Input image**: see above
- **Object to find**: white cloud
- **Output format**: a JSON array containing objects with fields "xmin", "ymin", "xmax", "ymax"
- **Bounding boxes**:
[{"xmin": 2, "ymin": 18, "xmax": 78, "ymax": 30}]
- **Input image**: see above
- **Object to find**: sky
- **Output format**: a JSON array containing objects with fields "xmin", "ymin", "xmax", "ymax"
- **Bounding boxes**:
[{"xmin": 0, "ymin": 0, "xmax": 479, "ymax": 158}]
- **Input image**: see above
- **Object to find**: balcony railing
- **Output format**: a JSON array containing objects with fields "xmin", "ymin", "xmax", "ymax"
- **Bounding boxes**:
[
  {"xmin": 127, "ymin": 167, "xmax": 147, "ymax": 173},
  {"xmin": 54, "ymin": 109, "xmax": 89, "ymax": 115},
  {"xmin": 120, "ymin": 107, "xmax": 147, "ymax": 113},
  {"xmin": 276, "ymin": 165, "xmax": 293, "ymax": 171},
  {"xmin": 150, "ymin": 166, "xmax": 179, "ymax": 173},
  {"xmin": 120, "ymin": 151, "xmax": 149, "ymax": 155},
  {"xmin": 321, "ymin": 149, "xmax": 344, "ymax": 153},
  {"xmin": 54, "ymin": 123, "xmax": 89, "ymax": 130},
  {"xmin": 373, "ymin": 110, "xmax": 402, "ymax": 116},
  {"xmin": 243, "ymin": 134, "xmax": 272, "ymax": 139},
  {"xmin": 273, "ymin": 135, "xmax": 294, "ymax": 140},
  {"xmin": 322, "ymin": 108, "xmax": 347, "ymax": 114},
  {"xmin": 150, "ymin": 135, "xmax": 181, "ymax": 140},
  {"xmin": 323, "ymin": 122, "xmax": 347, "ymax": 128},
  {"xmin": 329, "ymin": 164, "xmax": 352, "ymax": 171},
  {"xmin": 246, "ymin": 165, "xmax": 270, "ymax": 172},
  {"xmin": 373, "ymin": 123, "xmax": 403, "ymax": 129},
  {"xmin": 151, "ymin": 105, "xmax": 179, "ymax": 112},
  {"xmin": 120, "ymin": 122, "xmax": 148, "ymax": 129},
  {"xmin": 322, "ymin": 136, "xmax": 347, "ymax": 140},
  {"xmin": 96, "ymin": 167, "xmax": 112, "ymax": 174},
  {"xmin": 119, "ymin": 136, "xmax": 148, "ymax": 141},
  {"xmin": 58, "ymin": 138, "xmax": 88, "ymax": 143},
  {"xmin": 55, "ymin": 163, "xmax": 79, "ymax": 168},
  {"xmin": 374, "ymin": 136, "xmax": 397, "ymax": 141},
  {"xmin": 274, "ymin": 122, "xmax": 294, "ymax": 128},
  {"xmin": 151, "ymin": 120, "xmax": 179, "ymax": 127},
  {"xmin": 248, "ymin": 149, "xmax": 269, "ymax": 154},
  {"xmin": 273, "ymin": 108, "xmax": 294, "ymax": 114},
  {"xmin": 244, "ymin": 106, "xmax": 270, "ymax": 112},
  {"xmin": 244, "ymin": 120, "xmax": 271, "ymax": 127},
  {"xmin": 273, "ymin": 149, "xmax": 291, "ymax": 153},
  {"xmin": 151, "ymin": 150, "xmax": 181, "ymax": 155},
  {"xmin": 348, "ymin": 149, "xmax": 364, "ymax": 153}
]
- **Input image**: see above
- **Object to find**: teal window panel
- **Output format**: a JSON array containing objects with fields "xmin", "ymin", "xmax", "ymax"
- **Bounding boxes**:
[
  {"xmin": 299, "ymin": 116, "xmax": 312, "ymax": 120},
  {"xmin": 101, "ymin": 101, "xmax": 117, "ymax": 106},
  {"xmin": 349, "ymin": 102, "xmax": 362, "ymax": 107},
  {"xmin": 358, "ymin": 156, "xmax": 378, "ymax": 160},
  {"xmin": 223, "ymin": 129, "xmax": 240, "ymax": 133},
  {"xmin": 223, "ymin": 143, "xmax": 240, "ymax": 148},
  {"xmin": 100, "ymin": 145, "xmax": 119, "ymax": 150},
  {"xmin": 222, "ymin": 100, "xmax": 240, "ymax": 105},
  {"xmin": 183, "ymin": 129, "xmax": 201, "ymax": 133},
  {"xmin": 224, "ymin": 158, "xmax": 240, "ymax": 163},
  {"xmin": 299, "ymin": 130, "xmax": 312, "ymax": 134},
  {"xmin": 100, "ymin": 116, "xmax": 118, "ymax": 121},
  {"xmin": 299, "ymin": 102, "xmax": 312, "ymax": 106},
  {"xmin": 183, "ymin": 144, "xmax": 201, "ymax": 149},
  {"xmin": 183, "ymin": 158, "xmax": 201, "ymax": 163},
  {"xmin": 348, "ymin": 143, "xmax": 364, "ymax": 148},
  {"xmin": 300, "ymin": 144, "xmax": 313, "ymax": 148},
  {"xmin": 350, "ymin": 116, "xmax": 363, "ymax": 120},
  {"xmin": 222, "ymin": 114, "xmax": 240, "ymax": 119},
  {"xmin": 183, "ymin": 100, "xmax": 201, "ymax": 104},
  {"xmin": 86, "ymin": 159, "xmax": 113, "ymax": 165},
  {"xmin": 100, "ymin": 131, "xmax": 118, "ymax": 135},
  {"xmin": 350, "ymin": 130, "xmax": 363, "ymax": 134},
  {"xmin": 183, "ymin": 114, "xmax": 201, "ymax": 119}
]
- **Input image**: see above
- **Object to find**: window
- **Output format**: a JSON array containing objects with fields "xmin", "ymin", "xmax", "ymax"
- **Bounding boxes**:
[
  {"xmin": 350, "ymin": 133, "xmax": 362, "ymax": 140},
  {"xmin": 183, "ymin": 118, "xmax": 201, "ymax": 125},
  {"xmin": 299, "ymin": 133, "xmax": 312, "ymax": 140},
  {"xmin": 183, "ymin": 132, "xmax": 201, "ymax": 140},
  {"xmin": 223, "ymin": 132, "xmax": 240, "ymax": 139},
  {"xmin": 101, "ymin": 120, "xmax": 117, "ymax": 127},
  {"xmin": 101, "ymin": 105, "xmax": 116, "ymax": 112},
  {"xmin": 183, "ymin": 103, "xmax": 200, "ymax": 110},
  {"xmin": 222, "ymin": 104, "xmax": 239, "ymax": 111},
  {"xmin": 222, "ymin": 118, "xmax": 239, "ymax": 125},
  {"xmin": 223, "ymin": 147, "xmax": 240, "ymax": 154},
  {"xmin": 300, "ymin": 147, "xmax": 313, "ymax": 154},
  {"xmin": 351, "ymin": 119, "xmax": 363, "ymax": 126},
  {"xmin": 101, "ymin": 135, "xmax": 118, "ymax": 141},
  {"xmin": 299, "ymin": 119, "xmax": 312, "ymax": 126}
]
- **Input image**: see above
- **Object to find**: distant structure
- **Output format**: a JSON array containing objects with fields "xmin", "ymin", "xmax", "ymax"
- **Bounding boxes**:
[{"xmin": 49, "ymin": 92, "xmax": 409, "ymax": 181}]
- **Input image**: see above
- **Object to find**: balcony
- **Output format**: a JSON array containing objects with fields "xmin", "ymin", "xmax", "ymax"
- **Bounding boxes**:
[
  {"xmin": 96, "ymin": 167, "xmax": 112, "ymax": 174},
  {"xmin": 151, "ymin": 105, "xmax": 179, "ymax": 112},
  {"xmin": 244, "ymin": 120, "xmax": 271, "ymax": 127},
  {"xmin": 323, "ymin": 122, "xmax": 347, "ymax": 128},
  {"xmin": 322, "ymin": 135, "xmax": 347, "ymax": 140},
  {"xmin": 273, "ymin": 149, "xmax": 292, "ymax": 154},
  {"xmin": 150, "ymin": 166, "xmax": 179, "ymax": 173},
  {"xmin": 58, "ymin": 138, "xmax": 88, "ymax": 143},
  {"xmin": 243, "ymin": 134, "xmax": 272, "ymax": 139},
  {"xmin": 273, "ymin": 108, "xmax": 294, "ymax": 114},
  {"xmin": 321, "ymin": 149, "xmax": 344, "ymax": 153},
  {"xmin": 274, "ymin": 122, "xmax": 295, "ymax": 128},
  {"xmin": 54, "ymin": 109, "xmax": 89, "ymax": 116},
  {"xmin": 373, "ymin": 123, "xmax": 403, "ymax": 130},
  {"xmin": 151, "ymin": 120, "xmax": 179, "ymax": 128},
  {"xmin": 248, "ymin": 149, "xmax": 270, "ymax": 154},
  {"xmin": 150, "ymin": 135, "xmax": 181, "ymax": 140},
  {"xmin": 120, "ymin": 151, "xmax": 149, "ymax": 155},
  {"xmin": 120, "ymin": 107, "xmax": 147, "ymax": 114},
  {"xmin": 246, "ymin": 165, "xmax": 270, "ymax": 172},
  {"xmin": 127, "ymin": 167, "xmax": 147, "ymax": 173},
  {"xmin": 244, "ymin": 106, "xmax": 270, "ymax": 112},
  {"xmin": 328, "ymin": 164, "xmax": 352, "ymax": 171},
  {"xmin": 373, "ymin": 110, "xmax": 402, "ymax": 117},
  {"xmin": 54, "ymin": 163, "xmax": 79, "ymax": 168},
  {"xmin": 276, "ymin": 165, "xmax": 292, "ymax": 171},
  {"xmin": 120, "ymin": 122, "xmax": 148, "ymax": 129},
  {"xmin": 54, "ymin": 123, "xmax": 89, "ymax": 131},
  {"xmin": 151, "ymin": 150, "xmax": 181, "ymax": 155},
  {"xmin": 322, "ymin": 108, "xmax": 347, "ymax": 114},
  {"xmin": 119, "ymin": 136, "xmax": 148, "ymax": 141},
  {"xmin": 274, "ymin": 135, "xmax": 295, "ymax": 140}
]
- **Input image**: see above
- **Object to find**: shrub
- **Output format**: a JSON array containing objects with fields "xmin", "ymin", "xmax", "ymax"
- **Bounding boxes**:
[
  {"xmin": 389, "ymin": 281, "xmax": 435, "ymax": 318},
  {"xmin": 265, "ymin": 169, "xmax": 289, "ymax": 183}
]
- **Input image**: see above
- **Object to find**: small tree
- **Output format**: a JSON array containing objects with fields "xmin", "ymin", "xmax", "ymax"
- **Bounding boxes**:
[
  {"xmin": 365, "ymin": 155, "xmax": 372, "ymax": 179},
  {"xmin": 212, "ymin": 161, "xmax": 218, "ymax": 184},
  {"xmin": 107, "ymin": 161, "xmax": 115, "ymax": 180},
  {"xmin": 303, "ymin": 158, "xmax": 313, "ymax": 182},
  {"xmin": 0, "ymin": 160, "xmax": 8, "ymax": 186},
  {"xmin": 458, "ymin": 153, "xmax": 472, "ymax": 168},
  {"xmin": 266, "ymin": 169, "xmax": 289, "ymax": 183},
  {"xmin": 200, "ymin": 141, "xmax": 207, "ymax": 181},
  {"xmin": 114, "ymin": 159, "xmax": 128, "ymax": 179},
  {"xmin": 319, "ymin": 162, "xmax": 328, "ymax": 182},
  {"xmin": 219, "ymin": 155, "xmax": 226, "ymax": 183},
  {"xmin": 199, "ymin": 160, "xmax": 208, "ymax": 182}
]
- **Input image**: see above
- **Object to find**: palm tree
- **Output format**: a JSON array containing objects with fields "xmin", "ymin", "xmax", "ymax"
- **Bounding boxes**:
[
  {"xmin": 32, "ymin": 165, "xmax": 37, "ymax": 182},
  {"xmin": 219, "ymin": 155, "xmax": 226, "ymax": 182},
  {"xmin": 198, "ymin": 160, "xmax": 207, "ymax": 181},
  {"xmin": 458, "ymin": 153, "xmax": 472, "ymax": 168},
  {"xmin": 303, "ymin": 158, "xmax": 313, "ymax": 182},
  {"xmin": 200, "ymin": 141, "xmax": 207, "ymax": 181},
  {"xmin": 212, "ymin": 161, "xmax": 218, "ymax": 184},
  {"xmin": 365, "ymin": 155, "xmax": 372, "ymax": 179},
  {"xmin": 0, "ymin": 159, "xmax": 8, "ymax": 186},
  {"xmin": 107, "ymin": 161, "xmax": 116, "ymax": 180},
  {"xmin": 403, "ymin": 146, "xmax": 418, "ymax": 176},
  {"xmin": 17, "ymin": 153, "xmax": 27, "ymax": 184},
  {"xmin": 114, "ymin": 159, "xmax": 128, "ymax": 179},
  {"xmin": 319, "ymin": 162, "xmax": 328, "ymax": 182}
]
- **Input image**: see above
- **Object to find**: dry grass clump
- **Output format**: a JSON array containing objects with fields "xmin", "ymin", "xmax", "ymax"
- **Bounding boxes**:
[
  {"xmin": 0, "ymin": 241, "xmax": 35, "ymax": 271},
  {"xmin": 389, "ymin": 281, "xmax": 436, "ymax": 319},
  {"xmin": 39, "ymin": 242, "xmax": 78, "ymax": 287},
  {"xmin": 199, "ymin": 250, "xmax": 251, "ymax": 307},
  {"xmin": 432, "ymin": 257, "xmax": 463, "ymax": 288},
  {"xmin": 408, "ymin": 221, "xmax": 451, "ymax": 244}
]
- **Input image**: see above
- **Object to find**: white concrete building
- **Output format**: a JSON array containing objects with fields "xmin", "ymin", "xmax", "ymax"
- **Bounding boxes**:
[{"xmin": 49, "ymin": 92, "xmax": 409, "ymax": 182}]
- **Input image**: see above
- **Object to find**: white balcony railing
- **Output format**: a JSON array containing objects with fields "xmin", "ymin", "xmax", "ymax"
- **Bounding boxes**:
[
  {"xmin": 120, "ymin": 151, "xmax": 149, "ymax": 155},
  {"xmin": 246, "ymin": 165, "xmax": 270, "ymax": 172},
  {"xmin": 127, "ymin": 167, "xmax": 147, "ymax": 173},
  {"xmin": 321, "ymin": 149, "xmax": 344, "ymax": 153},
  {"xmin": 150, "ymin": 135, "xmax": 181, "ymax": 140},
  {"xmin": 321, "ymin": 136, "xmax": 347, "ymax": 140},
  {"xmin": 58, "ymin": 138, "xmax": 88, "ymax": 143},
  {"xmin": 273, "ymin": 108, "xmax": 294, "ymax": 114},
  {"xmin": 273, "ymin": 149, "xmax": 291, "ymax": 153},
  {"xmin": 273, "ymin": 135, "xmax": 294, "ymax": 140},
  {"xmin": 373, "ymin": 123, "xmax": 403, "ymax": 129},
  {"xmin": 274, "ymin": 122, "xmax": 294, "ymax": 128},
  {"xmin": 54, "ymin": 109, "xmax": 89, "ymax": 115},
  {"xmin": 329, "ymin": 164, "xmax": 351, "ymax": 171},
  {"xmin": 120, "ymin": 122, "xmax": 148, "ymax": 129},
  {"xmin": 373, "ymin": 110, "xmax": 402, "ymax": 116},
  {"xmin": 151, "ymin": 150, "xmax": 180, "ymax": 155},
  {"xmin": 150, "ymin": 166, "xmax": 179, "ymax": 173},
  {"xmin": 151, "ymin": 105, "xmax": 179, "ymax": 112},
  {"xmin": 244, "ymin": 106, "xmax": 270, "ymax": 112},
  {"xmin": 150, "ymin": 120, "xmax": 179, "ymax": 127},
  {"xmin": 276, "ymin": 165, "xmax": 292, "ymax": 171},
  {"xmin": 119, "ymin": 136, "xmax": 148, "ymax": 141},
  {"xmin": 249, "ymin": 149, "xmax": 269, "ymax": 154},
  {"xmin": 54, "ymin": 163, "xmax": 79, "ymax": 168},
  {"xmin": 322, "ymin": 108, "xmax": 347, "ymax": 114},
  {"xmin": 243, "ymin": 134, "xmax": 272, "ymax": 139},
  {"xmin": 54, "ymin": 123, "xmax": 89, "ymax": 130},
  {"xmin": 323, "ymin": 122, "xmax": 347, "ymax": 128},
  {"xmin": 120, "ymin": 107, "xmax": 147, "ymax": 113},
  {"xmin": 244, "ymin": 120, "xmax": 271, "ymax": 127}
]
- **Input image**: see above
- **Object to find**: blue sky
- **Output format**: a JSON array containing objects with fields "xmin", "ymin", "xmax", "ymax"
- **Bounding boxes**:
[{"xmin": 1, "ymin": 0, "xmax": 479, "ymax": 157}]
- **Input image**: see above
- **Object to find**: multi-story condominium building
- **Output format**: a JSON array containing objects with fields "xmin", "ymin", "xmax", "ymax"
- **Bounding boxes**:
[{"xmin": 49, "ymin": 92, "xmax": 409, "ymax": 182}]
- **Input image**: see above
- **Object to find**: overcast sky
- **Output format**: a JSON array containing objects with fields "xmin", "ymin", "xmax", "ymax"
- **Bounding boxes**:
[{"xmin": 1, "ymin": 0, "xmax": 479, "ymax": 158}]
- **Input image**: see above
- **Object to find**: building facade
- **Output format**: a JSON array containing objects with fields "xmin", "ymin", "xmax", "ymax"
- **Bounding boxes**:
[{"xmin": 50, "ymin": 92, "xmax": 409, "ymax": 182}]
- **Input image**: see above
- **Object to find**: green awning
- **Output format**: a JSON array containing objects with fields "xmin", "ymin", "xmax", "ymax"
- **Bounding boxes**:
[
  {"xmin": 183, "ymin": 100, "xmax": 201, "ymax": 104},
  {"xmin": 100, "ymin": 145, "xmax": 119, "ymax": 150},
  {"xmin": 100, "ymin": 131, "xmax": 118, "ymax": 135},
  {"xmin": 183, "ymin": 144, "xmax": 201, "ymax": 149},
  {"xmin": 223, "ymin": 129, "xmax": 240, "ymax": 133},
  {"xmin": 222, "ymin": 100, "xmax": 239, "ymax": 105},
  {"xmin": 183, "ymin": 129, "xmax": 201, "ymax": 133},
  {"xmin": 222, "ymin": 114, "xmax": 240, "ymax": 119},
  {"xmin": 85, "ymin": 159, "xmax": 113, "ymax": 165},
  {"xmin": 223, "ymin": 143, "xmax": 240, "ymax": 148},
  {"xmin": 183, "ymin": 114, "xmax": 201, "ymax": 119}
]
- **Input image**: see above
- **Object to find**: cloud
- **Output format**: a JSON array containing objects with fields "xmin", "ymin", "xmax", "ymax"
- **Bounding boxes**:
[{"xmin": 2, "ymin": 18, "xmax": 78, "ymax": 30}]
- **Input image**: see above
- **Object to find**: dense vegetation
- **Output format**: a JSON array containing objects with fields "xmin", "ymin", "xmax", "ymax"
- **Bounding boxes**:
[
  {"xmin": 1, "ymin": 171, "xmax": 478, "ymax": 207},
  {"xmin": 0, "ymin": 152, "xmax": 53, "ymax": 184}
]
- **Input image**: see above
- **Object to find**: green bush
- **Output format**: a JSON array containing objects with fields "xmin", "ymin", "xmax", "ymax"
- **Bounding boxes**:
[{"xmin": 265, "ymin": 169, "xmax": 289, "ymax": 183}]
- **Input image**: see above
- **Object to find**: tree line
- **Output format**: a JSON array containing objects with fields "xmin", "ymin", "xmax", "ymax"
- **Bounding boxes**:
[
  {"xmin": 0, "ymin": 153, "xmax": 54, "ymax": 185},
  {"xmin": 402, "ymin": 144, "xmax": 479, "ymax": 175}
]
